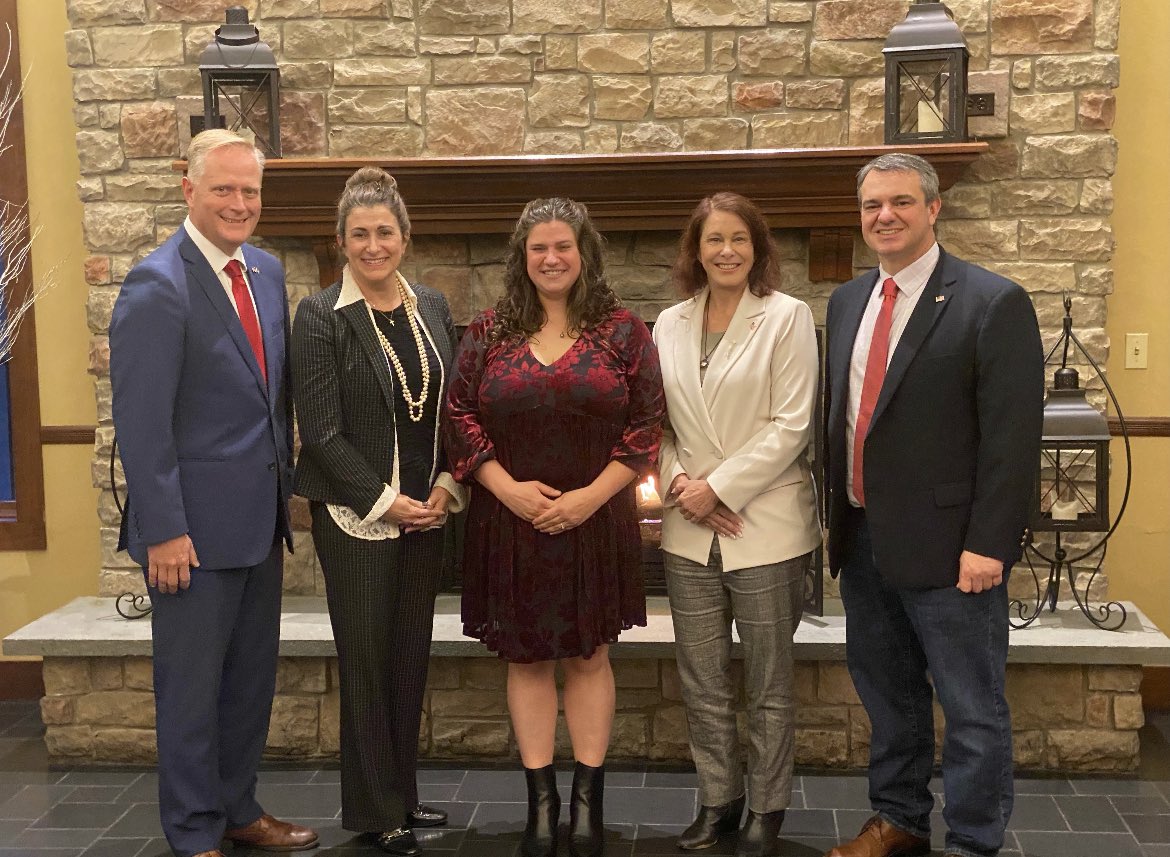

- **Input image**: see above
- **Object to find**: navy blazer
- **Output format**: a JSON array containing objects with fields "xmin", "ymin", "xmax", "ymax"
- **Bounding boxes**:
[
  {"xmin": 110, "ymin": 226, "xmax": 294, "ymax": 571},
  {"xmin": 824, "ymin": 248, "xmax": 1044, "ymax": 589}
]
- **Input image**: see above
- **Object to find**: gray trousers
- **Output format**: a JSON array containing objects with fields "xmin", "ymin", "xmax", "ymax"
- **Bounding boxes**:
[{"xmin": 664, "ymin": 540, "xmax": 809, "ymax": 813}]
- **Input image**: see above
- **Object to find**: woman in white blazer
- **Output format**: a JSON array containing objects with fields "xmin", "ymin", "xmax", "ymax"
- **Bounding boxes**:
[{"xmin": 653, "ymin": 192, "xmax": 821, "ymax": 857}]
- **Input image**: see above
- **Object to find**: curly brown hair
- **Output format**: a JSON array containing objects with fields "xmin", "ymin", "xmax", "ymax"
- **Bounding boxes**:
[
  {"xmin": 492, "ymin": 198, "xmax": 620, "ymax": 342},
  {"xmin": 671, "ymin": 192, "xmax": 782, "ymax": 298}
]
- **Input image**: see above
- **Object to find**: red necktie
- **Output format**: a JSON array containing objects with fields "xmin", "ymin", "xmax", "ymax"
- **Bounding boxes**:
[
  {"xmin": 852, "ymin": 277, "xmax": 898, "ymax": 506},
  {"xmin": 225, "ymin": 259, "xmax": 267, "ymax": 384}
]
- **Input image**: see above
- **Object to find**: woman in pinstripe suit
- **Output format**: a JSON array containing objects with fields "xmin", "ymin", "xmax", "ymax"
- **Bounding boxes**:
[{"xmin": 291, "ymin": 167, "xmax": 463, "ymax": 856}]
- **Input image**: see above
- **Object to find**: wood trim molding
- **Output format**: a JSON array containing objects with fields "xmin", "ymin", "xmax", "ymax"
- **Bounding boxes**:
[
  {"xmin": 0, "ymin": 0, "xmax": 45, "ymax": 552},
  {"xmin": 1109, "ymin": 416, "xmax": 1170, "ymax": 438},
  {"xmin": 40, "ymin": 425, "xmax": 97, "ymax": 445},
  {"xmin": 0, "ymin": 659, "xmax": 44, "ymax": 700}
]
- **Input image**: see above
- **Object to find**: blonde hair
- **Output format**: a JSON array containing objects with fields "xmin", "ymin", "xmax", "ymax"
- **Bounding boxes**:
[{"xmin": 186, "ymin": 129, "xmax": 265, "ymax": 184}]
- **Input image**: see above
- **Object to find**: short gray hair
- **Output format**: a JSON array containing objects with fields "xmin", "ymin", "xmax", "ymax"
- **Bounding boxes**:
[
  {"xmin": 856, "ymin": 152, "xmax": 940, "ymax": 204},
  {"xmin": 186, "ymin": 129, "xmax": 265, "ymax": 184}
]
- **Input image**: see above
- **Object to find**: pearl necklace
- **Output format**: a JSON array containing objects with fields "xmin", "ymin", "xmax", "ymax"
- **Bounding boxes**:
[{"xmin": 370, "ymin": 276, "xmax": 430, "ymax": 422}]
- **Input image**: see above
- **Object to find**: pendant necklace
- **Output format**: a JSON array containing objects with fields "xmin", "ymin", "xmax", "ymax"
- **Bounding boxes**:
[{"xmin": 699, "ymin": 297, "xmax": 718, "ymax": 371}]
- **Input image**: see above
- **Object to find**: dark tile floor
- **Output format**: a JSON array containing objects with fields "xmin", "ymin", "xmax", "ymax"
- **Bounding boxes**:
[{"xmin": 3, "ymin": 700, "xmax": 1170, "ymax": 856}]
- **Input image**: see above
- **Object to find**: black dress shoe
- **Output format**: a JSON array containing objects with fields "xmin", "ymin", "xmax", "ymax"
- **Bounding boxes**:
[
  {"xmin": 376, "ymin": 827, "xmax": 422, "ymax": 856},
  {"xmin": 409, "ymin": 804, "xmax": 448, "ymax": 828},
  {"xmin": 734, "ymin": 809, "xmax": 784, "ymax": 857},
  {"xmin": 678, "ymin": 793, "xmax": 746, "ymax": 850}
]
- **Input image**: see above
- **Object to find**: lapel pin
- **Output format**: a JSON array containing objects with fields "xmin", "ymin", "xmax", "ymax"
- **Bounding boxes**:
[
  {"xmin": 749, "ymin": 320, "xmax": 758, "ymax": 330},
  {"xmin": 250, "ymin": 266, "xmax": 260, "ymax": 274},
  {"xmin": 935, "ymin": 295, "xmax": 946, "ymax": 303}
]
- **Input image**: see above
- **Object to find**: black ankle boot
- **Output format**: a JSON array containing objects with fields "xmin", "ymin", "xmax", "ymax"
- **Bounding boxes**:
[
  {"xmin": 568, "ymin": 761, "xmax": 604, "ymax": 857},
  {"xmin": 677, "ymin": 793, "xmax": 746, "ymax": 850},
  {"xmin": 521, "ymin": 764, "xmax": 560, "ymax": 857},
  {"xmin": 734, "ymin": 809, "xmax": 784, "ymax": 857}
]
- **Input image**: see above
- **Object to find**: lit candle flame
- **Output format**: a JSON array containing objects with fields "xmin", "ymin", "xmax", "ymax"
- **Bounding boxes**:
[{"xmin": 638, "ymin": 475, "xmax": 658, "ymax": 503}]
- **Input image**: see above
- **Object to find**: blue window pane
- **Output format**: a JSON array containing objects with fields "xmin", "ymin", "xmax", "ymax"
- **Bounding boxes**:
[{"xmin": 0, "ymin": 360, "xmax": 11, "ymax": 501}]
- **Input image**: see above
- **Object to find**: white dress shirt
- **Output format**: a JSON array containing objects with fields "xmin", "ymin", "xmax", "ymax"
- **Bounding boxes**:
[{"xmin": 182, "ymin": 215, "xmax": 260, "ymax": 319}]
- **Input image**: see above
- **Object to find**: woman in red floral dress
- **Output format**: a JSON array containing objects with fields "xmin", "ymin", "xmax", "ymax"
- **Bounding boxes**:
[{"xmin": 446, "ymin": 198, "xmax": 664, "ymax": 857}]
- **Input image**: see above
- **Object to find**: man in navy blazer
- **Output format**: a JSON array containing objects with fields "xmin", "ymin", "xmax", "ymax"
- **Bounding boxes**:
[
  {"xmin": 823, "ymin": 154, "xmax": 1043, "ymax": 857},
  {"xmin": 110, "ymin": 130, "xmax": 317, "ymax": 857}
]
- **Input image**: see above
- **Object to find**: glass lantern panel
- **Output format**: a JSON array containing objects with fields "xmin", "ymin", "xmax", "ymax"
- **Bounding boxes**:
[
  {"xmin": 896, "ymin": 59, "xmax": 952, "ymax": 135},
  {"xmin": 1038, "ymin": 446, "xmax": 1099, "ymax": 519},
  {"xmin": 210, "ymin": 78, "xmax": 275, "ymax": 147}
]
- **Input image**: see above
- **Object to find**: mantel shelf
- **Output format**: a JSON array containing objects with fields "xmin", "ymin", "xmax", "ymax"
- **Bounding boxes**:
[{"xmin": 180, "ymin": 143, "xmax": 987, "ymax": 285}]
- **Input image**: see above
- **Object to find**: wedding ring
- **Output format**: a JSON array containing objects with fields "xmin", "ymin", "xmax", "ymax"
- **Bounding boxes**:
[{"xmin": 559, "ymin": 524, "xmax": 565, "ymax": 531}]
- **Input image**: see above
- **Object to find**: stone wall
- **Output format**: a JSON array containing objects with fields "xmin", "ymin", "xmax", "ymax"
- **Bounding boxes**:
[
  {"xmin": 38, "ymin": 654, "xmax": 1144, "ymax": 772},
  {"xmin": 69, "ymin": 0, "xmax": 1121, "ymax": 601}
]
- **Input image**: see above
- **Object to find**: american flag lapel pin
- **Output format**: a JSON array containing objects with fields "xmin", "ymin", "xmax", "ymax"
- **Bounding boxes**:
[
  {"xmin": 935, "ymin": 295, "xmax": 946, "ymax": 303},
  {"xmin": 250, "ymin": 266, "xmax": 261, "ymax": 274}
]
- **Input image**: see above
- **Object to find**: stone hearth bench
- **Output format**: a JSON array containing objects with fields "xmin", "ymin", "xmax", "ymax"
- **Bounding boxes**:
[{"xmin": 6, "ymin": 596, "xmax": 1169, "ymax": 773}]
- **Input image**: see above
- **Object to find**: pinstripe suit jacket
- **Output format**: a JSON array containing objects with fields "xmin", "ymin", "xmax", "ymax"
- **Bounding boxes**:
[{"xmin": 291, "ymin": 272, "xmax": 461, "ymax": 518}]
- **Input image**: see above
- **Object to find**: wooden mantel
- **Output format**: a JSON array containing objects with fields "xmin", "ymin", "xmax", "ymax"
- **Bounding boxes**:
[{"xmin": 209, "ymin": 143, "xmax": 987, "ymax": 285}]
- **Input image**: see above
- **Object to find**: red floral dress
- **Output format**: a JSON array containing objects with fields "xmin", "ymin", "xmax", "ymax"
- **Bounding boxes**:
[{"xmin": 445, "ymin": 307, "xmax": 664, "ymax": 663}]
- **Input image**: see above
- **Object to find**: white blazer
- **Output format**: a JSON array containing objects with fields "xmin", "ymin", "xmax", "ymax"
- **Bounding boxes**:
[{"xmin": 653, "ymin": 288, "xmax": 822, "ymax": 571}]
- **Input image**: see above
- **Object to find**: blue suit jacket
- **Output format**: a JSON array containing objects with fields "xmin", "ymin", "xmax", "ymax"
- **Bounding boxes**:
[
  {"xmin": 824, "ymin": 248, "xmax": 1044, "ymax": 589},
  {"xmin": 110, "ymin": 226, "xmax": 294, "ymax": 571}
]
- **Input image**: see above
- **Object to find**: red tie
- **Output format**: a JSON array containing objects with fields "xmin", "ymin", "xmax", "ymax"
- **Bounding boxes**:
[
  {"xmin": 853, "ymin": 277, "xmax": 898, "ymax": 506},
  {"xmin": 225, "ymin": 259, "xmax": 267, "ymax": 384}
]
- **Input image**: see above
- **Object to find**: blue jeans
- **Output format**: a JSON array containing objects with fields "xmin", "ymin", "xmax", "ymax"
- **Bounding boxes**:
[{"xmin": 838, "ymin": 509, "xmax": 1012, "ymax": 857}]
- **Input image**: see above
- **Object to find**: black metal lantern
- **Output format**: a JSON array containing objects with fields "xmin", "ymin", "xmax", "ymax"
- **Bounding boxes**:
[
  {"xmin": 198, "ymin": 6, "xmax": 281, "ymax": 158},
  {"xmin": 883, "ymin": 1, "xmax": 969, "ymax": 145},
  {"xmin": 1012, "ymin": 295, "xmax": 1132, "ymax": 631}
]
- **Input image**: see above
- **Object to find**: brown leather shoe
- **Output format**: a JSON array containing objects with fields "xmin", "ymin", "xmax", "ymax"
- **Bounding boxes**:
[
  {"xmin": 824, "ymin": 815, "xmax": 930, "ymax": 857},
  {"xmin": 225, "ymin": 813, "xmax": 319, "ymax": 851}
]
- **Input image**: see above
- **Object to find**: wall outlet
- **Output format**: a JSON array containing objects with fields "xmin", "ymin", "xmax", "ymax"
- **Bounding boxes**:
[{"xmin": 1124, "ymin": 333, "xmax": 1149, "ymax": 369}]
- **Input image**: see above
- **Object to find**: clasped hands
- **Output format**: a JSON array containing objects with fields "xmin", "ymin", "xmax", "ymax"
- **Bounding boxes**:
[
  {"xmin": 669, "ymin": 474, "xmax": 743, "ymax": 539},
  {"xmin": 382, "ymin": 485, "xmax": 453, "ymax": 532},
  {"xmin": 502, "ymin": 479, "xmax": 603, "ymax": 535}
]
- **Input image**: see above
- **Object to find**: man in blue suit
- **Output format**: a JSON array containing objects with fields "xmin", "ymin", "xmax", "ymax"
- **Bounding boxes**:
[
  {"xmin": 111, "ymin": 130, "xmax": 317, "ymax": 857},
  {"xmin": 823, "ymin": 153, "xmax": 1043, "ymax": 857}
]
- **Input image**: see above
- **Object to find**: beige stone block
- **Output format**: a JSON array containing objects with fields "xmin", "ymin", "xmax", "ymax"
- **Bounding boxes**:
[
  {"xmin": 992, "ymin": 180, "xmax": 1078, "ymax": 216},
  {"xmin": 939, "ymin": 184, "xmax": 991, "ymax": 219},
  {"xmin": 786, "ymin": 79, "xmax": 844, "ymax": 110},
  {"xmin": 967, "ymin": 69, "xmax": 1009, "ymax": 139},
  {"xmin": 321, "ymin": 0, "xmax": 385, "ymax": 13},
  {"xmin": 328, "ymin": 89, "xmax": 407, "ymax": 123},
  {"xmin": 329, "ymin": 124, "xmax": 424, "ymax": 157},
  {"xmin": 432, "ymin": 719, "xmax": 511, "ymax": 755},
  {"xmin": 419, "ymin": 0, "xmax": 509, "ymax": 34},
  {"xmin": 734, "ymin": 81, "xmax": 784, "ymax": 111},
  {"xmin": 123, "ymin": 657, "xmax": 153, "ymax": 691},
  {"xmin": 75, "ymin": 69, "xmax": 156, "ymax": 102},
  {"xmin": 40, "ymin": 695, "xmax": 76, "ymax": 726},
  {"xmin": 78, "ymin": 176, "xmax": 105, "ymax": 202},
  {"xmin": 817, "ymin": 663, "xmax": 861, "ymax": 706},
  {"xmin": 981, "ymin": 262, "xmax": 1076, "ymax": 295},
  {"xmin": 809, "ymin": 40, "xmax": 883, "ymax": 77},
  {"xmin": 1113, "ymin": 694, "xmax": 1145, "ymax": 730},
  {"xmin": 1048, "ymin": 729, "xmax": 1138, "ymax": 772},
  {"xmin": 945, "ymin": 0, "xmax": 988, "ymax": 32},
  {"xmin": 157, "ymin": 68, "xmax": 200, "ymax": 98},
  {"xmin": 582, "ymin": 125, "xmax": 619, "ymax": 153},
  {"xmin": 1012, "ymin": 729, "xmax": 1045, "ymax": 768},
  {"xmin": 90, "ymin": 660, "xmax": 124, "ymax": 691},
  {"xmin": 282, "ymin": 531, "xmax": 317, "ymax": 595},
  {"xmin": 45, "ymin": 725, "xmax": 95, "ymax": 758},
  {"xmin": 1088, "ymin": 665, "xmax": 1142, "ymax": 693},
  {"xmin": 122, "ymin": 102, "xmax": 178, "ymax": 159},
  {"xmin": 281, "ymin": 62, "xmax": 333, "ymax": 89},
  {"xmin": 69, "ymin": 0, "xmax": 148, "ymax": 26},
  {"xmin": 683, "ymin": 118, "xmax": 749, "ymax": 150},
  {"xmin": 1078, "ymin": 92, "xmax": 1115, "ymax": 132},
  {"xmin": 431, "ymin": 688, "xmax": 509, "ymax": 716},
  {"xmin": 651, "ymin": 31, "xmax": 705, "ymax": 74},
  {"xmin": 317, "ymin": 688, "xmax": 340, "ymax": 754},
  {"xmin": 610, "ymin": 266, "xmax": 671, "ymax": 300},
  {"xmin": 967, "ymin": 139, "xmax": 1020, "ymax": 183},
  {"xmin": 620, "ymin": 122, "xmax": 683, "ymax": 152},
  {"xmin": 335, "ymin": 57, "xmax": 430, "ymax": 86},
  {"xmin": 813, "ymin": 0, "xmax": 909, "ymax": 39},
  {"xmin": 424, "ymin": 659, "xmax": 460, "ymax": 691},
  {"xmin": 753, "ymin": 110, "xmax": 846, "ymax": 148},
  {"xmin": 93, "ymin": 727, "xmax": 157, "ymax": 763},
  {"xmin": 796, "ymin": 727, "xmax": 848, "ymax": 767},
  {"xmin": 495, "ymin": 35, "xmax": 539, "ymax": 54},
  {"xmin": 1010, "ymin": 93, "xmax": 1075, "ymax": 135},
  {"xmin": 152, "ymin": 0, "xmax": 258, "ymax": 20},
  {"xmin": 525, "ymin": 131, "xmax": 584, "ymax": 153},
  {"xmin": 577, "ymin": 33, "xmax": 649, "ymax": 73},
  {"xmin": 615, "ymin": 689, "xmax": 662, "ymax": 710},
  {"xmin": 281, "ymin": 90, "xmax": 328, "ymax": 157},
  {"xmin": 711, "ymin": 31, "xmax": 736, "ymax": 73},
  {"xmin": 266, "ymin": 696, "xmax": 321, "ymax": 755},
  {"xmin": 796, "ymin": 705, "xmax": 849, "ymax": 726},
  {"xmin": 1022, "ymin": 135, "xmax": 1117, "ymax": 179},
  {"xmin": 76, "ymin": 130, "xmax": 124, "ymax": 174},
  {"xmin": 434, "ymin": 55, "xmax": 531, "ymax": 84},
  {"xmin": 472, "ymin": 263, "xmax": 507, "ymax": 313},
  {"xmin": 1034, "ymin": 55, "xmax": 1119, "ymax": 91},
  {"xmin": 84, "ymin": 204, "xmax": 154, "ymax": 253},
  {"xmin": 606, "ymin": 0, "xmax": 667, "ymax": 27},
  {"xmin": 673, "ymin": 0, "xmax": 765, "ymax": 27},
  {"xmin": 283, "ymin": 20, "xmax": 352, "ymax": 60},
  {"xmin": 771, "ymin": 1, "xmax": 813, "ymax": 23},
  {"xmin": 991, "ymin": 0, "xmax": 1092, "ymax": 55},
  {"xmin": 1096, "ymin": 0, "xmax": 1120, "ymax": 50},
  {"xmin": 455, "ymin": 657, "xmax": 503, "ymax": 689},
  {"xmin": 514, "ymin": 0, "xmax": 601, "ymax": 32},
  {"xmin": 65, "ymin": 29, "xmax": 94, "ymax": 67},
  {"xmin": 594, "ymin": 76, "xmax": 652, "ymax": 121},
  {"xmin": 95, "ymin": 378, "xmax": 114, "ymax": 425},
  {"xmin": 651, "ymin": 704, "xmax": 689, "ymax": 746},
  {"xmin": 91, "ymin": 25, "xmax": 182, "ymax": 67},
  {"xmin": 935, "ymin": 219, "xmax": 1018, "ymax": 260},
  {"xmin": 75, "ymin": 103, "xmax": 100, "ymax": 128},
  {"xmin": 1031, "ymin": 292, "xmax": 1105, "ymax": 330},
  {"xmin": 261, "ymin": 0, "xmax": 319, "ymax": 17},
  {"xmin": 848, "ymin": 707, "xmax": 871, "ymax": 766},
  {"xmin": 602, "ymin": 233, "xmax": 633, "ymax": 266},
  {"xmin": 425, "ymin": 87, "xmax": 525, "ymax": 154},
  {"xmin": 544, "ymin": 36, "xmax": 577, "ymax": 71},
  {"xmin": 1019, "ymin": 217, "xmax": 1112, "ymax": 263},
  {"xmin": 1011, "ymin": 59, "xmax": 1033, "ymax": 91},
  {"xmin": 1079, "ymin": 178, "xmax": 1112, "ymax": 215},
  {"xmin": 738, "ymin": 29, "xmax": 805, "ymax": 77},
  {"xmin": 276, "ymin": 658, "xmax": 328, "ymax": 694},
  {"xmin": 98, "ymin": 104, "xmax": 122, "ymax": 130},
  {"xmin": 611, "ymin": 658, "xmax": 659, "ymax": 688},
  {"xmin": 847, "ymin": 77, "xmax": 884, "ymax": 146},
  {"xmin": 656, "ymin": 75, "xmax": 727, "ymax": 119},
  {"xmin": 76, "ymin": 691, "xmax": 155, "ymax": 727},
  {"xmin": 1085, "ymin": 692, "xmax": 1111, "ymax": 728},
  {"xmin": 354, "ymin": 22, "xmax": 417, "ymax": 55},
  {"xmin": 610, "ymin": 712, "xmax": 650, "ymax": 756},
  {"xmin": 793, "ymin": 662, "xmax": 818, "ymax": 704},
  {"xmin": 527, "ymin": 74, "xmax": 590, "ymax": 128}
]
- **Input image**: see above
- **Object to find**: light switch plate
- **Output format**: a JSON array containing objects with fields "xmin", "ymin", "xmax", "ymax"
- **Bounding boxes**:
[{"xmin": 1125, "ymin": 333, "xmax": 1149, "ymax": 369}]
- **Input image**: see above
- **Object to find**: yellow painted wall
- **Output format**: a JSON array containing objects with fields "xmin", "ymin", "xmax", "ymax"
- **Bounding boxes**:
[
  {"xmin": 1107, "ymin": 0, "xmax": 1170, "ymax": 633},
  {"xmin": 0, "ymin": 0, "xmax": 98, "ymax": 657}
]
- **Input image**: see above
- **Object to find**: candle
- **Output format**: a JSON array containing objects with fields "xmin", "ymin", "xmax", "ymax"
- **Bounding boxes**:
[{"xmin": 917, "ymin": 99, "xmax": 944, "ymax": 134}]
